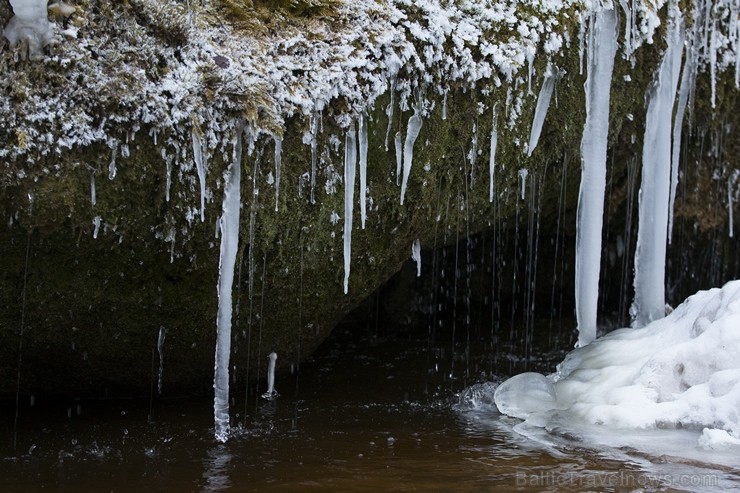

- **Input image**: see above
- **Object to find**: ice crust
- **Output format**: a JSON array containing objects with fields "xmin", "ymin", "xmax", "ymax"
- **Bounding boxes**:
[{"xmin": 494, "ymin": 280, "xmax": 740, "ymax": 450}]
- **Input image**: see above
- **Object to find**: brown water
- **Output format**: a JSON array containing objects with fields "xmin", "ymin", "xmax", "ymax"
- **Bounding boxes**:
[{"xmin": 2, "ymin": 324, "xmax": 738, "ymax": 492}]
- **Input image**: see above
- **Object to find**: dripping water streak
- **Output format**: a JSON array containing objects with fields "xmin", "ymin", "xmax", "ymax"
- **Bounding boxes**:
[{"xmin": 12, "ymin": 234, "xmax": 30, "ymax": 452}]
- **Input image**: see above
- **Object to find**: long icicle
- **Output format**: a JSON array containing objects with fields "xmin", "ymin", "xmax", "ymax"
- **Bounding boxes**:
[
  {"xmin": 213, "ymin": 123, "xmax": 244, "ymax": 443},
  {"xmin": 343, "ymin": 122, "xmax": 357, "ymax": 294},
  {"xmin": 358, "ymin": 114, "xmax": 368, "ymax": 229},
  {"xmin": 400, "ymin": 105, "xmax": 422, "ymax": 205},
  {"xmin": 574, "ymin": 6, "xmax": 618, "ymax": 347}
]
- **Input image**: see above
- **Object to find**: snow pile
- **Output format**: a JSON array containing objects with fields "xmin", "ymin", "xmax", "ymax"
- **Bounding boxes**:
[{"xmin": 494, "ymin": 280, "xmax": 740, "ymax": 449}]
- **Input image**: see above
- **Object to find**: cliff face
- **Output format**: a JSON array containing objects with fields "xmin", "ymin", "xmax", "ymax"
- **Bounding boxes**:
[{"xmin": 0, "ymin": 0, "xmax": 738, "ymax": 396}]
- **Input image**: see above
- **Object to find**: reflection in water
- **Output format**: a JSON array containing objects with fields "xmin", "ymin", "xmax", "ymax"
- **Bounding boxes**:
[{"xmin": 202, "ymin": 445, "xmax": 232, "ymax": 493}]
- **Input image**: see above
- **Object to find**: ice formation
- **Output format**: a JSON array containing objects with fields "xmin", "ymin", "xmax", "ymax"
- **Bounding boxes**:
[
  {"xmin": 358, "ymin": 115, "xmax": 368, "ymax": 229},
  {"xmin": 261, "ymin": 352, "xmax": 279, "ymax": 400},
  {"xmin": 157, "ymin": 326, "xmax": 166, "ymax": 394},
  {"xmin": 574, "ymin": 6, "xmax": 618, "ymax": 347},
  {"xmin": 526, "ymin": 65, "xmax": 558, "ymax": 157},
  {"xmin": 213, "ymin": 126, "xmax": 244, "ymax": 443},
  {"xmin": 192, "ymin": 128, "xmax": 208, "ymax": 222},
  {"xmin": 273, "ymin": 135, "xmax": 283, "ymax": 212},
  {"xmin": 3, "ymin": 0, "xmax": 53, "ymax": 60},
  {"xmin": 494, "ymin": 280, "xmax": 740, "ymax": 450},
  {"xmin": 632, "ymin": 12, "xmax": 684, "ymax": 328},
  {"xmin": 411, "ymin": 239, "xmax": 421, "ymax": 277},
  {"xmin": 343, "ymin": 124, "xmax": 357, "ymax": 294},
  {"xmin": 489, "ymin": 105, "xmax": 499, "ymax": 203},
  {"xmin": 400, "ymin": 107, "xmax": 422, "ymax": 205}
]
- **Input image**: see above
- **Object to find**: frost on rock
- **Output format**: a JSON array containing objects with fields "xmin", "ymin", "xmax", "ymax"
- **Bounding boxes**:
[
  {"xmin": 574, "ymin": 6, "xmax": 618, "ymax": 348},
  {"xmin": 343, "ymin": 123, "xmax": 357, "ymax": 295},
  {"xmin": 213, "ymin": 125, "xmax": 244, "ymax": 444},
  {"xmin": 632, "ymin": 11, "xmax": 684, "ymax": 328},
  {"xmin": 4, "ymin": 0, "xmax": 54, "ymax": 60}
]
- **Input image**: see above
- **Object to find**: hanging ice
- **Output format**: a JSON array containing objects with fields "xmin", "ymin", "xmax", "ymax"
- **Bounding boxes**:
[
  {"xmin": 157, "ymin": 326, "xmax": 166, "ymax": 394},
  {"xmin": 400, "ymin": 107, "xmax": 422, "ymax": 205},
  {"xmin": 108, "ymin": 142, "xmax": 118, "ymax": 180},
  {"xmin": 394, "ymin": 131, "xmax": 402, "ymax": 186},
  {"xmin": 3, "ymin": 0, "xmax": 53, "ymax": 60},
  {"xmin": 384, "ymin": 54, "xmax": 401, "ymax": 151},
  {"xmin": 518, "ymin": 168, "xmax": 529, "ymax": 200},
  {"xmin": 669, "ymin": 28, "xmax": 697, "ymax": 243},
  {"xmin": 261, "ymin": 352, "xmax": 279, "ymax": 400},
  {"xmin": 358, "ymin": 114, "xmax": 368, "ymax": 229},
  {"xmin": 273, "ymin": 134, "xmax": 282, "ymax": 212},
  {"xmin": 632, "ymin": 12, "xmax": 684, "ymax": 328},
  {"xmin": 575, "ymin": 6, "xmax": 618, "ymax": 347},
  {"xmin": 213, "ymin": 125, "xmax": 244, "ymax": 443},
  {"xmin": 489, "ymin": 104, "xmax": 499, "ymax": 203},
  {"xmin": 90, "ymin": 173, "xmax": 96, "ymax": 206},
  {"xmin": 310, "ymin": 113, "xmax": 319, "ymax": 204},
  {"xmin": 411, "ymin": 239, "xmax": 421, "ymax": 277},
  {"xmin": 92, "ymin": 216, "xmax": 101, "ymax": 239},
  {"xmin": 192, "ymin": 128, "xmax": 208, "ymax": 222},
  {"xmin": 527, "ymin": 65, "xmax": 558, "ymax": 157},
  {"xmin": 343, "ymin": 123, "xmax": 357, "ymax": 294},
  {"xmin": 469, "ymin": 123, "xmax": 478, "ymax": 184},
  {"xmin": 729, "ymin": 173, "xmax": 737, "ymax": 238}
]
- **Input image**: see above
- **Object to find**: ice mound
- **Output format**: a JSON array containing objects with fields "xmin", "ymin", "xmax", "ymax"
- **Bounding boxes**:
[
  {"xmin": 493, "ymin": 372, "xmax": 557, "ymax": 420},
  {"xmin": 495, "ymin": 280, "xmax": 740, "ymax": 448}
]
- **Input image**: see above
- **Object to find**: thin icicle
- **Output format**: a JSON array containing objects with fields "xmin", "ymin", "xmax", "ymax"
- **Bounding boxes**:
[
  {"xmin": 669, "ymin": 34, "xmax": 696, "ymax": 243},
  {"xmin": 213, "ymin": 124, "xmax": 244, "ymax": 443},
  {"xmin": 310, "ymin": 113, "xmax": 319, "ymax": 204},
  {"xmin": 518, "ymin": 168, "xmax": 529, "ymax": 200},
  {"xmin": 92, "ymin": 216, "xmax": 101, "ymax": 239},
  {"xmin": 619, "ymin": 0, "xmax": 633, "ymax": 59},
  {"xmin": 575, "ymin": 6, "xmax": 618, "ymax": 347},
  {"xmin": 411, "ymin": 239, "xmax": 421, "ymax": 277},
  {"xmin": 729, "ymin": 174, "xmax": 736, "ymax": 238},
  {"xmin": 394, "ymin": 131, "xmax": 402, "ymax": 186},
  {"xmin": 489, "ymin": 104, "xmax": 499, "ymax": 203},
  {"xmin": 343, "ymin": 123, "xmax": 357, "ymax": 294},
  {"xmin": 442, "ymin": 88, "xmax": 448, "ymax": 120},
  {"xmin": 632, "ymin": 11, "xmax": 684, "ymax": 328},
  {"xmin": 384, "ymin": 55, "xmax": 401, "ymax": 151},
  {"xmin": 710, "ymin": 18, "xmax": 718, "ymax": 109},
  {"xmin": 358, "ymin": 114, "xmax": 368, "ymax": 229},
  {"xmin": 469, "ymin": 123, "xmax": 478, "ymax": 184},
  {"xmin": 400, "ymin": 107, "xmax": 423, "ymax": 205},
  {"xmin": 273, "ymin": 134, "xmax": 282, "ymax": 212},
  {"xmin": 108, "ymin": 141, "xmax": 118, "ymax": 180},
  {"xmin": 90, "ymin": 173, "xmax": 96, "ymax": 206},
  {"xmin": 192, "ymin": 127, "xmax": 208, "ymax": 222},
  {"xmin": 527, "ymin": 65, "xmax": 558, "ymax": 157}
]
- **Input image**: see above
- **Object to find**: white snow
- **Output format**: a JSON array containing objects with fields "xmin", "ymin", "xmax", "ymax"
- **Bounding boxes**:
[
  {"xmin": 400, "ymin": 107, "xmax": 422, "ymax": 205},
  {"xmin": 213, "ymin": 124, "xmax": 244, "ymax": 443},
  {"xmin": 495, "ymin": 279, "xmax": 740, "ymax": 451},
  {"xmin": 3, "ymin": 0, "xmax": 53, "ymax": 60},
  {"xmin": 343, "ymin": 123, "xmax": 357, "ymax": 294},
  {"xmin": 632, "ymin": 12, "xmax": 684, "ymax": 328},
  {"xmin": 574, "ymin": 6, "xmax": 618, "ymax": 347}
]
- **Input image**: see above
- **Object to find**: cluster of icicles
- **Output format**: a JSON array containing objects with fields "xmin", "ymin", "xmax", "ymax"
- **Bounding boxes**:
[{"xmin": 210, "ymin": 0, "xmax": 738, "ymax": 442}]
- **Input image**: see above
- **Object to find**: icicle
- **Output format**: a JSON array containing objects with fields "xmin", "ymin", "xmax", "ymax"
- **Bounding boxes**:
[
  {"xmin": 192, "ymin": 127, "xmax": 209, "ymax": 222},
  {"xmin": 343, "ymin": 123, "xmax": 357, "ymax": 294},
  {"xmin": 618, "ymin": 0, "xmax": 633, "ymax": 59},
  {"xmin": 575, "ymin": 6, "xmax": 618, "ymax": 347},
  {"xmin": 668, "ymin": 34, "xmax": 696, "ymax": 244},
  {"xmin": 632, "ymin": 11, "xmax": 684, "ymax": 328},
  {"xmin": 442, "ymin": 88, "xmax": 448, "ymax": 120},
  {"xmin": 469, "ymin": 123, "xmax": 478, "ymax": 184},
  {"xmin": 518, "ymin": 169, "xmax": 529, "ymax": 200},
  {"xmin": 489, "ymin": 104, "xmax": 499, "ymax": 203},
  {"xmin": 578, "ymin": 12, "xmax": 589, "ymax": 76},
  {"xmin": 310, "ymin": 113, "xmax": 319, "ymax": 205},
  {"xmin": 400, "ymin": 107, "xmax": 423, "ymax": 205},
  {"xmin": 92, "ymin": 216, "xmax": 101, "ymax": 239},
  {"xmin": 213, "ymin": 124, "xmax": 244, "ymax": 443},
  {"xmin": 526, "ymin": 45, "xmax": 536, "ymax": 95},
  {"xmin": 90, "ymin": 173, "xmax": 96, "ymax": 206},
  {"xmin": 273, "ymin": 134, "xmax": 282, "ymax": 212},
  {"xmin": 384, "ymin": 55, "xmax": 401, "ymax": 151},
  {"xmin": 527, "ymin": 65, "xmax": 558, "ymax": 157},
  {"xmin": 358, "ymin": 114, "xmax": 368, "ymax": 229},
  {"xmin": 394, "ymin": 131, "xmax": 402, "ymax": 186},
  {"xmin": 163, "ymin": 149, "xmax": 172, "ymax": 203},
  {"xmin": 108, "ymin": 141, "xmax": 118, "ymax": 180},
  {"xmin": 157, "ymin": 326, "xmax": 166, "ymax": 394},
  {"xmin": 166, "ymin": 227, "xmax": 176, "ymax": 263},
  {"xmin": 710, "ymin": 18, "xmax": 717, "ymax": 109},
  {"xmin": 411, "ymin": 239, "xmax": 421, "ymax": 277},
  {"xmin": 729, "ymin": 174, "xmax": 736, "ymax": 238},
  {"xmin": 262, "ymin": 352, "xmax": 278, "ymax": 400}
]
